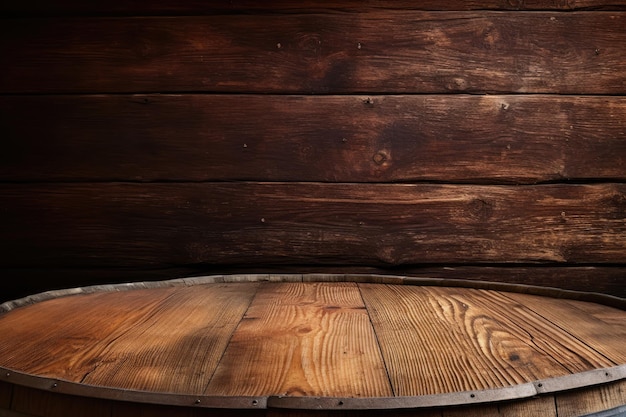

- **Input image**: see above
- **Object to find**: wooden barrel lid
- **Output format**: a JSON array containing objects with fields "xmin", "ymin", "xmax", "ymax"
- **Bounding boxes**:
[{"xmin": 0, "ymin": 274, "xmax": 624, "ymax": 411}]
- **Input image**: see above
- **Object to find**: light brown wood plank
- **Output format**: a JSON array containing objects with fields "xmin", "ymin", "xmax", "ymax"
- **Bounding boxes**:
[
  {"xmin": 1, "ymin": 183, "xmax": 624, "ymax": 269},
  {"xmin": 3, "ymin": 0, "xmax": 625, "ymax": 16},
  {"xmin": 0, "ymin": 287, "xmax": 179, "ymax": 381},
  {"xmin": 555, "ymin": 379, "xmax": 626, "ymax": 417},
  {"xmin": 80, "ymin": 283, "xmax": 258, "ymax": 394},
  {"xmin": 505, "ymin": 292, "xmax": 626, "ymax": 364},
  {"xmin": 465, "ymin": 290, "xmax": 618, "ymax": 371},
  {"xmin": 563, "ymin": 299, "xmax": 626, "ymax": 327},
  {"xmin": 358, "ymin": 284, "xmax": 560, "ymax": 395},
  {"xmin": 1, "ymin": 95, "xmax": 624, "ymax": 184},
  {"xmin": 359, "ymin": 285, "xmax": 616, "ymax": 396},
  {"xmin": 1, "ymin": 13, "xmax": 625, "ymax": 94},
  {"xmin": 205, "ymin": 282, "xmax": 392, "ymax": 397}
]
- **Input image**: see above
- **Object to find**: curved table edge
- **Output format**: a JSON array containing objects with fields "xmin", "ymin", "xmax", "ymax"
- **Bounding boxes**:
[
  {"xmin": 2, "ymin": 273, "xmax": 624, "ymax": 314},
  {"xmin": 1, "ymin": 365, "xmax": 624, "ymax": 410}
]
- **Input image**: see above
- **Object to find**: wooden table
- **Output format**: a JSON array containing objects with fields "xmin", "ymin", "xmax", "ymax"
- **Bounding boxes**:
[{"xmin": 0, "ymin": 274, "xmax": 624, "ymax": 416}]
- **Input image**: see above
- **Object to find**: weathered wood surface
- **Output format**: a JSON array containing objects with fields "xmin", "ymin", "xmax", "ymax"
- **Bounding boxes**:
[
  {"xmin": 1, "ymin": 95, "xmax": 624, "ymax": 184},
  {"xmin": 206, "ymin": 282, "xmax": 392, "ymax": 397},
  {"xmin": 2, "ymin": 0, "xmax": 626, "ymax": 16},
  {"xmin": 0, "ymin": 281, "xmax": 624, "ymax": 411},
  {"xmin": 564, "ymin": 298, "xmax": 626, "ymax": 327},
  {"xmin": 359, "ymin": 285, "xmax": 616, "ymax": 396},
  {"xmin": 0, "ymin": 284, "xmax": 258, "ymax": 394},
  {"xmin": 1, "ymin": 13, "xmax": 625, "ymax": 94},
  {"xmin": 82, "ymin": 284, "xmax": 258, "ymax": 393},
  {"xmin": 506, "ymin": 292, "xmax": 626, "ymax": 363},
  {"xmin": 1, "ymin": 183, "xmax": 623, "ymax": 268}
]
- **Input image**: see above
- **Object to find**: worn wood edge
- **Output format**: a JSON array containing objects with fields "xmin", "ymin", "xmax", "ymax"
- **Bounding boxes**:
[
  {"xmin": 0, "ymin": 367, "xmax": 266, "ymax": 410},
  {"xmin": 1, "ymin": 273, "xmax": 623, "ymax": 314},
  {"xmin": 534, "ymin": 365, "xmax": 626, "ymax": 395},
  {"xmin": 0, "ymin": 365, "xmax": 624, "ymax": 410}
]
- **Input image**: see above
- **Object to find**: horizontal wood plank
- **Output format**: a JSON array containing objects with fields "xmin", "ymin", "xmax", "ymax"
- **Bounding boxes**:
[
  {"xmin": 1, "ymin": 95, "xmax": 624, "ymax": 183},
  {"xmin": 2, "ymin": 0, "xmax": 626, "ymax": 16},
  {"xmin": 0, "ymin": 183, "xmax": 624, "ymax": 268},
  {"xmin": 1, "ymin": 12, "xmax": 625, "ymax": 94}
]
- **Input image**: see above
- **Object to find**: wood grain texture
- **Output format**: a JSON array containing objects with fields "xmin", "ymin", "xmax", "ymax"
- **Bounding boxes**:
[
  {"xmin": 563, "ymin": 299, "xmax": 626, "ymax": 327},
  {"xmin": 205, "ymin": 282, "xmax": 392, "ymax": 397},
  {"xmin": 81, "ymin": 283, "xmax": 258, "ymax": 393},
  {"xmin": 0, "ymin": 282, "xmax": 624, "ymax": 414},
  {"xmin": 0, "ymin": 287, "xmax": 178, "ymax": 381},
  {"xmin": 505, "ymin": 292, "xmax": 626, "ymax": 363},
  {"xmin": 0, "ymin": 284, "xmax": 257, "ymax": 394},
  {"xmin": 555, "ymin": 379, "xmax": 626, "ymax": 417},
  {"xmin": 1, "ymin": 95, "xmax": 624, "ymax": 183},
  {"xmin": 358, "ymin": 285, "xmax": 616, "ymax": 396},
  {"xmin": 1, "ymin": 183, "xmax": 624, "ymax": 268},
  {"xmin": 1, "ymin": 12, "xmax": 625, "ymax": 94},
  {"xmin": 2, "ymin": 0, "xmax": 625, "ymax": 16}
]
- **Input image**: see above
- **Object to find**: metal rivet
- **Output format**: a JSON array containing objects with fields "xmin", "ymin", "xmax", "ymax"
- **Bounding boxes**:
[
  {"xmin": 538, "ymin": 383, "xmax": 543, "ymax": 387},
  {"xmin": 338, "ymin": 400, "xmax": 344, "ymax": 405},
  {"xmin": 470, "ymin": 393, "xmax": 475, "ymax": 398},
  {"xmin": 5, "ymin": 373, "xmax": 9, "ymax": 377},
  {"xmin": 252, "ymin": 400, "xmax": 259, "ymax": 406},
  {"xmin": 195, "ymin": 399, "xmax": 201, "ymax": 404},
  {"xmin": 52, "ymin": 383, "xmax": 58, "ymax": 388}
]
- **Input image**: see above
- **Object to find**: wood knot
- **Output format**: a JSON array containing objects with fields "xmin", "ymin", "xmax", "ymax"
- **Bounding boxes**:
[
  {"xmin": 372, "ymin": 151, "xmax": 388, "ymax": 165},
  {"xmin": 297, "ymin": 326, "xmax": 312, "ymax": 334},
  {"xmin": 468, "ymin": 198, "xmax": 494, "ymax": 221}
]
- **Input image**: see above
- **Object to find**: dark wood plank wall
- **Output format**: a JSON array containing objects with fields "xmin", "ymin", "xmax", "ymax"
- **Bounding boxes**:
[{"xmin": 1, "ymin": 1, "xmax": 625, "ymax": 302}]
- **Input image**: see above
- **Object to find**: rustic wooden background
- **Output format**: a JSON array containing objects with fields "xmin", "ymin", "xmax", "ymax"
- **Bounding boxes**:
[{"xmin": 1, "ymin": 0, "xmax": 625, "ymax": 303}]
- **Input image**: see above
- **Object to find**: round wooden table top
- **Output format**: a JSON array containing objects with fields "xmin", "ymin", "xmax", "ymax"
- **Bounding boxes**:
[{"xmin": 0, "ymin": 274, "xmax": 624, "ymax": 412}]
